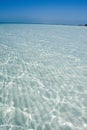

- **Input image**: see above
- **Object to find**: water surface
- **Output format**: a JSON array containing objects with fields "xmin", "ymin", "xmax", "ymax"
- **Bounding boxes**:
[{"xmin": 0, "ymin": 24, "xmax": 87, "ymax": 130}]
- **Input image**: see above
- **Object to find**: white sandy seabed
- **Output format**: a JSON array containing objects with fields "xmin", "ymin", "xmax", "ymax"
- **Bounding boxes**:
[{"xmin": 0, "ymin": 24, "xmax": 87, "ymax": 130}]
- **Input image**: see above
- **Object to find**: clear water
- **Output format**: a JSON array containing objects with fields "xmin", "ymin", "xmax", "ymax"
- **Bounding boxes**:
[{"xmin": 0, "ymin": 24, "xmax": 87, "ymax": 130}]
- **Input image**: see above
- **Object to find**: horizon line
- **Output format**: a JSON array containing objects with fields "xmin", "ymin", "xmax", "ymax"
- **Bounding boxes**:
[{"xmin": 0, "ymin": 22, "xmax": 83, "ymax": 26}]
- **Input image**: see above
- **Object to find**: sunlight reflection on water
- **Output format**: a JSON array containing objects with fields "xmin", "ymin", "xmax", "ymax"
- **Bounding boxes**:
[{"xmin": 0, "ymin": 24, "xmax": 87, "ymax": 130}]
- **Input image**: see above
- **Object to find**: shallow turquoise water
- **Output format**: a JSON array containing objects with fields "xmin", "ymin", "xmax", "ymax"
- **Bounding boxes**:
[{"xmin": 0, "ymin": 24, "xmax": 87, "ymax": 130}]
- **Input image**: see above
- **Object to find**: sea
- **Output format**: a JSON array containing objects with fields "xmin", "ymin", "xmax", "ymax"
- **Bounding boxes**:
[{"xmin": 0, "ymin": 24, "xmax": 87, "ymax": 130}]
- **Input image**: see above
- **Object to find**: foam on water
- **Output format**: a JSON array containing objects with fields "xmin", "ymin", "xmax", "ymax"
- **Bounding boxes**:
[{"xmin": 0, "ymin": 24, "xmax": 87, "ymax": 130}]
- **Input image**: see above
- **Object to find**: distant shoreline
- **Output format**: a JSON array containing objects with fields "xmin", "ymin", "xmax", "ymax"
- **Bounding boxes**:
[
  {"xmin": 0, "ymin": 22, "xmax": 87, "ymax": 26},
  {"xmin": 0, "ymin": 22, "xmax": 79, "ymax": 26},
  {"xmin": 78, "ymin": 24, "xmax": 87, "ymax": 27}
]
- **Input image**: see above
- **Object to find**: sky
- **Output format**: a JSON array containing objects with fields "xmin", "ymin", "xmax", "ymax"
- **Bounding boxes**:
[{"xmin": 0, "ymin": 0, "xmax": 87, "ymax": 25}]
